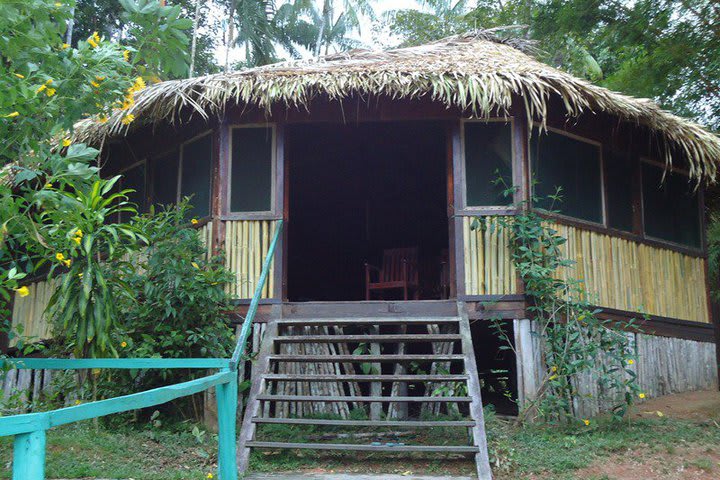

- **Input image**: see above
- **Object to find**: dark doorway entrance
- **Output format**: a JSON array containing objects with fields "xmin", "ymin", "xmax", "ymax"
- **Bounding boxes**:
[{"xmin": 287, "ymin": 121, "xmax": 449, "ymax": 301}]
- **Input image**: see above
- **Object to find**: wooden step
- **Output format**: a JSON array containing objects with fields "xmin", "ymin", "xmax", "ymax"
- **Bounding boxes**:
[
  {"xmin": 252, "ymin": 418, "xmax": 475, "ymax": 427},
  {"xmin": 246, "ymin": 441, "xmax": 479, "ymax": 453},
  {"xmin": 269, "ymin": 354, "xmax": 464, "ymax": 363},
  {"xmin": 262, "ymin": 374, "xmax": 469, "ymax": 382},
  {"xmin": 277, "ymin": 317, "xmax": 458, "ymax": 326},
  {"xmin": 275, "ymin": 334, "xmax": 462, "ymax": 343},
  {"xmin": 281, "ymin": 300, "xmax": 458, "ymax": 318},
  {"xmin": 257, "ymin": 394, "xmax": 472, "ymax": 402}
]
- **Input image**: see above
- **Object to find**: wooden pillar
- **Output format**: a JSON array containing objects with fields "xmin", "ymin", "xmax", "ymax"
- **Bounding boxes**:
[
  {"xmin": 212, "ymin": 120, "xmax": 230, "ymax": 256},
  {"xmin": 369, "ymin": 325, "xmax": 382, "ymax": 420},
  {"xmin": 13, "ymin": 430, "xmax": 46, "ymax": 480},
  {"xmin": 216, "ymin": 373, "xmax": 238, "ymax": 480}
]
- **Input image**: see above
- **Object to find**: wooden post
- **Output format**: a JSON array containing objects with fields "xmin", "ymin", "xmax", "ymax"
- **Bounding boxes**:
[
  {"xmin": 13, "ymin": 430, "xmax": 46, "ymax": 480},
  {"xmin": 369, "ymin": 325, "xmax": 382, "ymax": 420},
  {"xmin": 216, "ymin": 373, "xmax": 238, "ymax": 480}
]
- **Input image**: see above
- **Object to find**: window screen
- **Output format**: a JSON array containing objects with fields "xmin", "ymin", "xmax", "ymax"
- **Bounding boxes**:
[
  {"xmin": 120, "ymin": 162, "xmax": 146, "ymax": 222},
  {"xmin": 151, "ymin": 151, "xmax": 179, "ymax": 209},
  {"xmin": 531, "ymin": 130, "xmax": 603, "ymax": 223},
  {"xmin": 605, "ymin": 151, "xmax": 635, "ymax": 232},
  {"xmin": 231, "ymin": 127, "xmax": 273, "ymax": 212},
  {"xmin": 464, "ymin": 122, "xmax": 513, "ymax": 206},
  {"xmin": 642, "ymin": 163, "xmax": 701, "ymax": 248},
  {"xmin": 181, "ymin": 135, "xmax": 212, "ymax": 219}
]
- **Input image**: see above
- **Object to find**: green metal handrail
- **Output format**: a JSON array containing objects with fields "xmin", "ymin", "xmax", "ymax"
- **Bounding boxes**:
[{"xmin": 0, "ymin": 219, "xmax": 283, "ymax": 480}]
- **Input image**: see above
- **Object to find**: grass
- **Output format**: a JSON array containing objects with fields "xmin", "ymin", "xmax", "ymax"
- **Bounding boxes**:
[{"xmin": 1, "ymin": 410, "xmax": 719, "ymax": 479}]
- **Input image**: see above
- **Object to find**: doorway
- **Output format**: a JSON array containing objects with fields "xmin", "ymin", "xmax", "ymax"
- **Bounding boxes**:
[{"xmin": 286, "ymin": 121, "xmax": 450, "ymax": 301}]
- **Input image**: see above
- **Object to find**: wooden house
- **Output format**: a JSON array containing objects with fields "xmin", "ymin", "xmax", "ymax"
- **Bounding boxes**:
[{"xmin": 6, "ymin": 31, "xmax": 720, "ymax": 474}]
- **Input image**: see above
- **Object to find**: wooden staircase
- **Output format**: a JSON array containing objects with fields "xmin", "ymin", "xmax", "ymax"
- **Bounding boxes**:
[{"xmin": 237, "ymin": 303, "xmax": 493, "ymax": 480}]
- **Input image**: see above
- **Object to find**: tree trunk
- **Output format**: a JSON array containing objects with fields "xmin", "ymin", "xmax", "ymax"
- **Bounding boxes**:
[
  {"xmin": 225, "ymin": 0, "xmax": 236, "ymax": 72},
  {"xmin": 65, "ymin": 6, "xmax": 75, "ymax": 45},
  {"xmin": 189, "ymin": 0, "xmax": 202, "ymax": 77}
]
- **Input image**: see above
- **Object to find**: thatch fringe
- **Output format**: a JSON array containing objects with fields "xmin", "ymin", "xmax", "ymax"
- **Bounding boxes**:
[{"xmin": 75, "ymin": 31, "xmax": 720, "ymax": 181}]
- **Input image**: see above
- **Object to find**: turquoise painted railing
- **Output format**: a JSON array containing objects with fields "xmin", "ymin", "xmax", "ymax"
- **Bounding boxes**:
[{"xmin": 0, "ymin": 219, "xmax": 283, "ymax": 480}]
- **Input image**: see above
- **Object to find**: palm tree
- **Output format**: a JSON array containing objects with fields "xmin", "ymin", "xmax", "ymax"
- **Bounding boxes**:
[{"xmin": 312, "ymin": 0, "xmax": 375, "ymax": 57}]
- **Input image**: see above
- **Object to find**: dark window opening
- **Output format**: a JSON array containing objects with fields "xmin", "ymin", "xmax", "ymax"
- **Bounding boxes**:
[
  {"xmin": 531, "ymin": 130, "xmax": 603, "ymax": 223},
  {"xmin": 181, "ymin": 134, "xmax": 212, "ymax": 219},
  {"xmin": 287, "ymin": 122, "xmax": 449, "ymax": 301},
  {"xmin": 231, "ymin": 127, "xmax": 273, "ymax": 212},
  {"xmin": 470, "ymin": 320, "xmax": 518, "ymax": 415},
  {"xmin": 119, "ymin": 162, "xmax": 146, "ymax": 222},
  {"xmin": 642, "ymin": 163, "xmax": 701, "ymax": 248},
  {"xmin": 464, "ymin": 121, "xmax": 513, "ymax": 206},
  {"xmin": 605, "ymin": 150, "xmax": 635, "ymax": 232},
  {"xmin": 151, "ymin": 150, "xmax": 179, "ymax": 209}
]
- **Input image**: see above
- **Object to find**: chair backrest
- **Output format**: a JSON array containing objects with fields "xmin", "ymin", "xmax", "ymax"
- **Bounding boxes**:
[{"xmin": 381, "ymin": 247, "xmax": 419, "ymax": 283}]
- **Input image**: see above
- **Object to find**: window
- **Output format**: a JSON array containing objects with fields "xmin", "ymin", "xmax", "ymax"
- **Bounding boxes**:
[
  {"xmin": 180, "ymin": 134, "xmax": 212, "ymax": 219},
  {"xmin": 231, "ymin": 127, "xmax": 273, "ymax": 212},
  {"xmin": 642, "ymin": 163, "xmax": 701, "ymax": 248},
  {"xmin": 464, "ymin": 121, "xmax": 513, "ymax": 206},
  {"xmin": 119, "ymin": 161, "xmax": 146, "ymax": 222},
  {"xmin": 531, "ymin": 129, "xmax": 603, "ymax": 224},
  {"xmin": 604, "ymin": 151, "xmax": 635, "ymax": 232},
  {"xmin": 151, "ymin": 150, "xmax": 179, "ymax": 208}
]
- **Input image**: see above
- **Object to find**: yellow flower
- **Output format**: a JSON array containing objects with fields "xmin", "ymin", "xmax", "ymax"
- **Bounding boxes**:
[
  {"xmin": 627, "ymin": 359, "xmax": 635, "ymax": 365},
  {"xmin": 192, "ymin": 262, "xmax": 199, "ymax": 269},
  {"xmin": 90, "ymin": 80, "xmax": 101, "ymax": 88},
  {"xmin": 36, "ymin": 84, "xmax": 47, "ymax": 94},
  {"xmin": 15, "ymin": 286, "xmax": 30, "ymax": 297},
  {"xmin": 45, "ymin": 79, "xmax": 53, "ymax": 85},
  {"xmin": 97, "ymin": 115, "xmax": 108, "ymax": 124},
  {"xmin": 121, "ymin": 95, "xmax": 135, "ymax": 110},
  {"xmin": 45, "ymin": 182, "xmax": 53, "ymax": 188},
  {"xmin": 61, "ymin": 43, "xmax": 70, "ymax": 50},
  {"xmin": 121, "ymin": 113, "xmax": 135, "ymax": 125},
  {"xmin": 63, "ymin": 259, "xmax": 72, "ymax": 267},
  {"xmin": 551, "ymin": 366, "xmax": 558, "ymax": 372},
  {"xmin": 133, "ymin": 76, "xmax": 146, "ymax": 91},
  {"xmin": 121, "ymin": 341, "xmax": 127, "ymax": 348},
  {"xmin": 638, "ymin": 393, "xmax": 646, "ymax": 399},
  {"xmin": 62, "ymin": 138, "xmax": 72, "ymax": 147},
  {"xmin": 656, "ymin": 411, "xmax": 664, "ymax": 417},
  {"xmin": 46, "ymin": 88, "xmax": 56, "ymax": 97},
  {"xmin": 548, "ymin": 374, "xmax": 558, "ymax": 381},
  {"xmin": 55, "ymin": 252, "xmax": 65, "ymax": 261},
  {"xmin": 14, "ymin": 73, "xmax": 24, "ymax": 79},
  {"xmin": 73, "ymin": 236, "xmax": 81, "ymax": 245},
  {"xmin": 92, "ymin": 32, "xmax": 101, "ymax": 44},
  {"xmin": 78, "ymin": 272, "xmax": 83, "ymax": 278},
  {"xmin": 3, "ymin": 111, "xmax": 19, "ymax": 118},
  {"xmin": 123, "ymin": 50, "xmax": 130, "ymax": 62},
  {"xmin": 55, "ymin": 2, "xmax": 62, "ymax": 7},
  {"xmin": 74, "ymin": 399, "xmax": 81, "ymax": 405},
  {"xmin": 75, "ymin": 229, "xmax": 83, "ymax": 237},
  {"xmin": 207, "ymin": 474, "xmax": 213, "ymax": 479},
  {"xmin": 582, "ymin": 419, "xmax": 590, "ymax": 426},
  {"xmin": 191, "ymin": 218, "xmax": 199, "ymax": 225},
  {"xmin": 95, "ymin": 76, "xmax": 105, "ymax": 81},
  {"xmin": 92, "ymin": 368, "xmax": 101, "ymax": 375},
  {"xmin": 87, "ymin": 36, "xmax": 98, "ymax": 48}
]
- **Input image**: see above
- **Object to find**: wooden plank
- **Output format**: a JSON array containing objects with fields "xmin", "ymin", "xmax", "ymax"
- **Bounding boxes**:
[
  {"xmin": 457, "ymin": 302, "xmax": 493, "ymax": 480},
  {"xmin": 277, "ymin": 317, "xmax": 458, "ymax": 326},
  {"xmin": 245, "ymin": 441, "xmax": 479, "ymax": 453},
  {"xmin": 274, "ymin": 334, "xmax": 462, "ymax": 343},
  {"xmin": 251, "ymin": 418, "xmax": 475, "ymax": 427},
  {"xmin": 263, "ymin": 374, "xmax": 469, "ymax": 382},
  {"xmin": 4, "ymin": 358, "xmax": 231, "ymax": 370},
  {"xmin": 268, "ymin": 354, "xmax": 464, "ymax": 362},
  {"xmin": 257, "ymin": 395, "xmax": 472, "ymax": 403},
  {"xmin": 12, "ymin": 430, "xmax": 46, "ymax": 480}
]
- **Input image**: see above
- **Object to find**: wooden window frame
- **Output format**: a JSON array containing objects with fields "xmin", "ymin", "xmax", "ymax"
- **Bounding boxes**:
[
  {"xmin": 224, "ymin": 123, "xmax": 280, "ymax": 220},
  {"xmin": 639, "ymin": 157, "xmax": 703, "ymax": 252},
  {"xmin": 178, "ymin": 130, "xmax": 214, "ymax": 221},
  {"xmin": 529, "ymin": 124, "xmax": 607, "ymax": 229},
  {"xmin": 458, "ymin": 117, "xmax": 518, "ymax": 216}
]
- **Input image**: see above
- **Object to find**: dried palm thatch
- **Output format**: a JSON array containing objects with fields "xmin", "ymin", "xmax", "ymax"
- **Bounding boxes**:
[{"xmin": 75, "ymin": 30, "xmax": 720, "ymax": 181}]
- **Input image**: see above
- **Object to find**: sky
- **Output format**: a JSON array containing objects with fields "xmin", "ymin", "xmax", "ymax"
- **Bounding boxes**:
[{"xmin": 209, "ymin": 0, "xmax": 424, "ymax": 67}]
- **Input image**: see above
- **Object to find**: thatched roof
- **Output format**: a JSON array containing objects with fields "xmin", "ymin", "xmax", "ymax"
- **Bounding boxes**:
[{"xmin": 76, "ymin": 31, "xmax": 720, "ymax": 181}]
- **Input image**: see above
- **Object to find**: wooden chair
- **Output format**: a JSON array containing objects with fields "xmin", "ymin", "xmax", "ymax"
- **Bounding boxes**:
[{"xmin": 365, "ymin": 247, "xmax": 419, "ymax": 300}]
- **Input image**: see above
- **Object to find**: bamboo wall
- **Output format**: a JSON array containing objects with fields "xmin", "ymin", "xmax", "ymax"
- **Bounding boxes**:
[
  {"xmin": 10, "ymin": 280, "xmax": 55, "ymax": 346},
  {"xmin": 462, "ymin": 216, "xmax": 517, "ymax": 295},
  {"xmin": 223, "ymin": 220, "xmax": 277, "ymax": 299},
  {"xmin": 550, "ymin": 222, "xmax": 709, "ymax": 323},
  {"xmin": 462, "ymin": 216, "xmax": 709, "ymax": 323}
]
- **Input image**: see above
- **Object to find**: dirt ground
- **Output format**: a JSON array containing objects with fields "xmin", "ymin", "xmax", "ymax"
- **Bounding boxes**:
[{"xmin": 572, "ymin": 390, "xmax": 720, "ymax": 480}]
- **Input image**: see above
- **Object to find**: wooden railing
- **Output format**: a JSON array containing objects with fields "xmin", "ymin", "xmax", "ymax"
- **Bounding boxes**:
[{"xmin": 0, "ymin": 220, "xmax": 283, "ymax": 480}]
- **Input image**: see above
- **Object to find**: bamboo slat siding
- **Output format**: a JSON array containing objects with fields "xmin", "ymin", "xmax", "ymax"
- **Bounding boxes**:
[
  {"xmin": 462, "ymin": 216, "xmax": 517, "ymax": 295},
  {"xmin": 10, "ymin": 280, "xmax": 55, "ymax": 346},
  {"xmin": 199, "ymin": 221, "xmax": 212, "ymax": 258},
  {"xmin": 223, "ymin": 220, "xmax": 276, "ymax": 299},
  {"xmin": 550, "ymin": 222, "xmax": 710, "ymax": 323}
]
